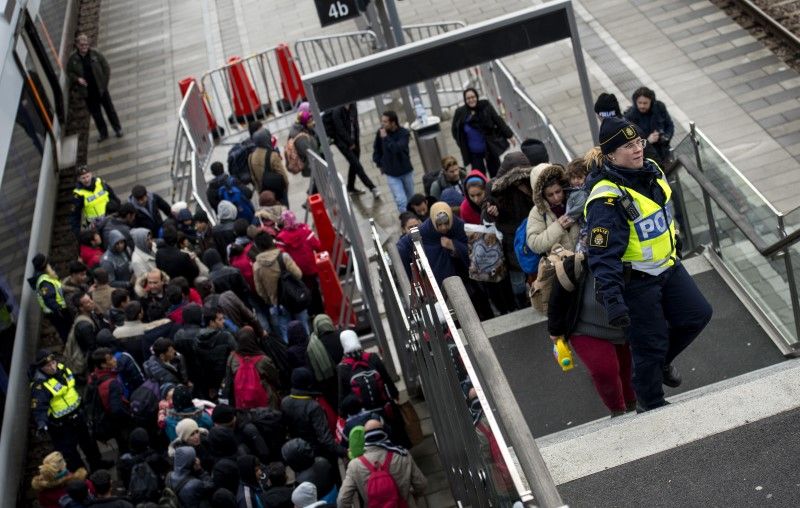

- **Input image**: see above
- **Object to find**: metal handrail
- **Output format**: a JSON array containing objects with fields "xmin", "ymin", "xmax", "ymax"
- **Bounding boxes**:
[{"xmin": 679, "ymin": 128, "xmax": 800, "ymax": 257}]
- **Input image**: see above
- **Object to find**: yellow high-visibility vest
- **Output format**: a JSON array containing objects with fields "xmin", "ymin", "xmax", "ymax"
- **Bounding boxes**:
[{"xmin": 74, "ymin": 177, "xmax": 110, "ymax": 220}]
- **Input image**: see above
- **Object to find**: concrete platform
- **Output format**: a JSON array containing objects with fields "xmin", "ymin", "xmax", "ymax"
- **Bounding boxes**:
[{"xmin": 487, "ymin": 255, "xmax": 785, "ymax": 437}]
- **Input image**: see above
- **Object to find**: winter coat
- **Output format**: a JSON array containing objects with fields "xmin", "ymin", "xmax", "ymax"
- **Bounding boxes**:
[
  {"xmin": 372, "ymin": 127, "xmax": 413, "ymax": 177},
  {"xmin": 291, "ymin": 124, "xmax": 322, "ymax": 167},
  {"xmin": 88, "ymin": 368, "xmax": 129, "ymax": 418},
  {"xmin": 329, "ymin": 103, "xmax": 360, "ymax": 149},
  {"xmin": 397, "ymin": 216, "xmax": 469, "ymax": 286},
  {"xmin": 484, "ymin": 165, "xmax": 533, "ymax": 271},
  {"xmin": 156, "ymin": 243, "xmax": 199, "ymax": 283},
  {"xmin": 203, "ymin": 250, "xmax": 251, "ymax": 303},
  {"xmin": 229, "ymin": 242, "xmax": 256, "ymax": 292},
  {"xmin": 253, "ymin": 250, "xmax": 302, "ymax": 306},
  {"xmin": 32, "ymin": 468, "xmax": 90, "ymax": 508},
  {"xmin": 624, "ymin": 97, "xmax": 675, "ymax": 144},
  {"xmin": 100, "ymin": 230, "xmax": 133, "ymax": 289},
  {"xmin": 281, "ymin": 438, "xmax": 337, "ymax": 499},
  {"xmin": 451, "ymin": 99, "xmax": 514, "ymax": 165},
  {"xmin": 338, "ymin": 446, "xmax": 427, "ymax": 507},
  {"xmin": 277, "ymin": 224, "xmax": 321, "ymax": 276},
  {"xmin": 526, "ymin": 164, "xmax": 579, "ymax": 255},
  {"xmin": 195, "ymin": 327, "xmax": 237, "ymax": 390},
  {"xmin": 143, "ymin": 355, "xmax": 185, "ymax": 386},
  {"xmin": 80, "ymin": 244, "xmax": 103, "ymax": 269},
  {"xmin": 250, "ymin": 129, "xmax": 289, "ymax": 203},
  {"xmin": 90, "ymin": 284, "xmax": 114, "ymax": 315},
  {"xmin": 98, "ymin": 216, "xmax": 134, "ymax": 255},
  {"xmin": 281, "ymin": 392, "xmax": 345, "ymax": 459},
  {"xmin": 217, "ymin": 290, "xmax": 264, "ymax": 336},
  {"xmin": 129, "ymin": 192, "xmax": 171, "ymax": 236},
  {"xmin": 211, "ymin": 214, "xmax": 238, "ymax": 265},
  {"xmin": 207, "ymin": 175, "xmax": 250, "ymax": 213},
  {"xmin": 66, "ymin": 48, "xmax": 110, "ymax": 98},
  {"xmin": 165, "ymin": 446, "xmax": 213, "ymax": 508}
]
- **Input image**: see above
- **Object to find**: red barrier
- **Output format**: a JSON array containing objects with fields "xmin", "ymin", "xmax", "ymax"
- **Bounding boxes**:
[
  {"xmin": 308, "ymin": 194, "xmax": 348, "ymax": 266},
  {"xmin": 276, "ymin": 44, "xmax": 306, "ymax": 111},
  {"xmin": 178, "ymin": 77, "xmax": 224, "ymax": 139},
  {"xmin": 316, "ymin": 251, "xmax": 356, "ymax": 327},
  {"xmin": 226, "ymin": 56, "xmax": 269, "ymax": 124}
]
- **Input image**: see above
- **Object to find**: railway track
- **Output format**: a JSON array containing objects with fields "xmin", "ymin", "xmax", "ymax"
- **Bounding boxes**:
[{"xmin": 711, "ymin": 0, "xmax": 800, "ymax": 69}]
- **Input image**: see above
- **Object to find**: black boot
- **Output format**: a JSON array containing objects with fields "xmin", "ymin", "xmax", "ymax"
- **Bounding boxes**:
[{"xmin": 662, "ymin": 364, "xmax": 682, "ymax": 387}]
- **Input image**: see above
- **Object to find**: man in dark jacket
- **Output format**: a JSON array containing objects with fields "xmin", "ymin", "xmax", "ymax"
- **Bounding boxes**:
[
  {"xmin": 143, "ymin": 338, "xmax": 187, "ymax": 387},
  {"xmin": 99, "ymin": 230, "xmax": 133, "ymax": 289},
  {"xmin": 207, "ymin": 161, "xmax": 251, "ymax": 213},
  {"xmin": 98, "ymin": 203, "xmax": 136, "ymax": 255},
  {"xmin": 156, "ymin": 226, "xmax": 199, "ymax": 283},
  {"xmin": 281, "ymin": 437, "xmax": 338, "ymax": 501},
  {"xmin": 129, "ymin": 185, "xmax": 172, "ymax": 236},
  {"xmin": 202, "ymin": 247, "xmax": 250, "ymax": 304},
  {"xmin": 212, "ymin": 201, "xmax": 238, "ymax": 264},
  {"xmin": 624, "ymin": 86, "xmax": 675, "ymax": 163},
  {"xmin": 88, "ymin": 348, "xmax": 132, "ymax": 451},
  {"xmin": 328, "ymin": 103, "xmax": 378, "ymax": 197},
  {"xmin": 195, "ymin": 307, "xmax": 237, "ymax": 398},
  {"xmin": 66, "ymin": 34, "xmax": 122, "ymax": 142},
  {"xmin": 212, "ymin": 404, "xmax": 270, "ymax": 464},
  {"xmin": 373, "ymin": 110, "xmax": 414, "ymax": 212},
  {"xmin": 281, "ymin": 368, "xmax": 346, "ymax": 462},
  {"xmin": 173, "ymin": 303, "xmax": 203, "ymax": 388}
]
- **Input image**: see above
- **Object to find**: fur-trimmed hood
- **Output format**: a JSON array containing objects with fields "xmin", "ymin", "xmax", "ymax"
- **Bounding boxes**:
[
  {"xmin": 531, "ymin": 163, "xmax": 568, "ymax": 213},
  {"xmin": 489, "ymin": 165, "xmax": 531, "ymax": 194}
]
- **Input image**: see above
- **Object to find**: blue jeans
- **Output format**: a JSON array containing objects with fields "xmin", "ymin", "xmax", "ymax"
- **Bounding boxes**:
[
  {"xmin": 385, "ymin": 172, "xmax": 415, "ymax": 212},
  {"xmin": 269, "ymin": 305, "xmax": 309, "ymax": 343}
]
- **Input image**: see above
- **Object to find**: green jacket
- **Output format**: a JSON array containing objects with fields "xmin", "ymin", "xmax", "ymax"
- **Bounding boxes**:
[{"xmin": 66, "ymin": 49, "xmax": 110, "ymax": 98}]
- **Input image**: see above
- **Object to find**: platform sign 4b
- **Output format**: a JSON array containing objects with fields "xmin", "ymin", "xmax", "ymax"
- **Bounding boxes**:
[{"xmin": 315, "ymin": 0, "xmax": 360, "ymax": 27}]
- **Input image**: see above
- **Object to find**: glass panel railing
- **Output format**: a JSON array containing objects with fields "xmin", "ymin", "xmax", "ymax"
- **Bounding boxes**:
[{"xmin": 671, "ymin": 126, "xmax": 800, "ymax": 348}]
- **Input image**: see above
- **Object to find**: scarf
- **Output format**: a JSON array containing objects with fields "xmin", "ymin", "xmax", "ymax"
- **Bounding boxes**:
[{"xmin": 364, "ymin": 428, "xmax": 408, "ymax": 456}]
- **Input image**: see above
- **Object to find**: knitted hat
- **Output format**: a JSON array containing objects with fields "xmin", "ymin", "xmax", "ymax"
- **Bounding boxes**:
[
  {"xmin": 291, "ymin": 367, "xmax": 315, "ymax": 391},
  {"xmin": 599, "ymin": 117, "xmax": 643, "ymax": 155},
  {"xmin": 440, "ymin": 187, "xmax": 464, "ymax": 208},
  {"xmin": 212, "ymin": 404, "xmax": 236, "ymax": 425},
  {"xmin": 177, "ymin": 208, "xmax": 193, "ymax": 222},
  {"xmin": 176, "ymin": 418, "xmax": 200, "ymax": 442},
  {"xmin": 499, "ymin": 151, "xmax": 530, "ymax": 173},
  {"xmin": 31, "ymin": 253, "xmax": 48, "ymax": 272},
  {"xmin": 340, "ymin": 330, "xmax": 361, "ymax": 354},
  {"xmin": 594, "ymin": 92, "xmax": 621, "ymax": 119}
]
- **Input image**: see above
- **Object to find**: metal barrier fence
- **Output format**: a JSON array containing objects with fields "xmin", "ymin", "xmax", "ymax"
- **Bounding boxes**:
[
  {"xmin": 396, "ymin": 228, "xmax": 563, "ymax": 507},
  {"xmin": 294, "ymin": 31, "xmax": 379, "ymax": 74},
  {"xmin": 170, "ymin": 80, "xmax": 215, "ymax": 218},
  {"xmin": 306, "ymin": 151, "xmax": 399, "ymax": 377},
  {"xmin": 201, "ymin": 46, "xmax": 305, "ymax": 139},
  {"xmin": 479, "ymin": 60, "xmax": 573, "ymax": 164},
  {"xmin": 369, "ymin": 220, "xmax": 419, "ymax": 394}
]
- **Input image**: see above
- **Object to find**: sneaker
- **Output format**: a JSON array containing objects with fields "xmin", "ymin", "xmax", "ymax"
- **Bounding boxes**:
[
  {"xmin": 115, "ymin": 129, "xmax": 123, "ymax": 138},
  {"xmin": 371, "ymin": 187, "xmax": 381, "ymax": 198},
  {"xmin": 662, "ymin": 364, "xmax": 682, "ymax": 387},
  {"xmin": 97, "ymin": 134, "xmax": 108, "ymax": 143},
  {"xmin": 348, "ymin": 188, "xmax": 366, "ymax": 195}
]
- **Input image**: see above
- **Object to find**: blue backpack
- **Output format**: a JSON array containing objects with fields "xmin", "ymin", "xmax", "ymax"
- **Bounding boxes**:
[
  {"xmin": 514, "ymin": 218, "xmax": 542, "ymax": 275},
  {"xmin": 218, "ymin": 178, "xmax": 255, "ymax": 223},
  {"xmin": 226, "ymin": 139, "xmax": 255, "ymax": 183}
]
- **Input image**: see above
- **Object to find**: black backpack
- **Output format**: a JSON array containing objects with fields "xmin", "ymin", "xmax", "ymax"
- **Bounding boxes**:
[
  {"xmin": 129, "ymin": 379, "xmax": 160, "ymax": 429},
  {"xmin": 423, "ymin": 170, "xmax": 441, "ymax": 197},
  {"xmin": 276, "ymin": 254, "xmax": 310, "ymax": 313},
  {"xmin": 241, "ymin": 407, "xmax": 286, "ymax": 459},
  {"xmin": 227, "ymin": 139, "xmax": 256, "ymax": 184},
  {"xmin": 127, "ymin": 459, "xmax": 159, "ymax": 503},
  {"xmin": 84, "ymin": 374, "xmax": 114, "ymax": 442},
  {"xmin": 259, "ymin": 334, "xmax": 291, "ymax": 391}
]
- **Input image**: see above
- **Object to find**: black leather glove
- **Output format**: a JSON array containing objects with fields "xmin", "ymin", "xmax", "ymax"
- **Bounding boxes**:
[{"xmin": 609, "ymin": 314, "xmax": 631, "ymax": 328}]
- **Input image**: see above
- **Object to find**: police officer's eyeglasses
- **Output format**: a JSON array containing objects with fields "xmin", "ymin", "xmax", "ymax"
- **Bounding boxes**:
[{"xmin": 622, "ymin": 139, "xmax": 647, "ymax": 151}]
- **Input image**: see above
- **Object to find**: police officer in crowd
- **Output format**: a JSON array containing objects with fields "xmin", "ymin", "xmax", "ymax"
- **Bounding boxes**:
[
  {"xmin": 27, "ymin": 254, "xmax": 73, "ymax": 342},
  {"xmin": 29, "ymin": 350, "xmax": 110, "ymax": 472},
  {"xmin": 584, "ymin": 117, "xmax": 712, "ymax": 411},
  {"xmin": 70, "ymin": 165, "xmax": 120, "ymax": 236}
]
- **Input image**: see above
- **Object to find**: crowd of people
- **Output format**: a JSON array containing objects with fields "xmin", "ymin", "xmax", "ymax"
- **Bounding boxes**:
[
  {"xmin": 28, "ymin": 105, "xmax": 428, "ymax": 506},
  {"xmin": 394, "ymin": 86, "xmax": 710, "ymax": 417},
  {"xmin": 27, "ymin": 54, "xmax": 712, "ymax": 506}
]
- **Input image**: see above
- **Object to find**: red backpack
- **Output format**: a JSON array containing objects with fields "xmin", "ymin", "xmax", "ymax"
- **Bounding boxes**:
[
  {"xmin": 343, "ymin": 353, "xmax": 389, "ymax": 411},
  {"xmin": 359, "ymin": 451, "xmax": 407, "ymax": 508},
  {"xmin": 284, "ymin": 132, "xmax": 309, "ymax": 175},
  {"xmin": 233, "ymin": 353, "xmax": 270, "ymax": 409}
]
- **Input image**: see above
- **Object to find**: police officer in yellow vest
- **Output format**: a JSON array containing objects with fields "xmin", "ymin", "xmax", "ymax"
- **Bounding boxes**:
[
  {"xmin": 30, "ymin": 350, "xmax": 107, "ymax": 472},
  {"xmin": 70, "ymin": 165, "xmax": 119, "ymax": 236},
  {"xmin": 27, "ymin": 253, "xmax": 73, "ymax": 342},
  {"xmin": 584, "ymin": 117, "xmax": 712, "ymax": 411}
]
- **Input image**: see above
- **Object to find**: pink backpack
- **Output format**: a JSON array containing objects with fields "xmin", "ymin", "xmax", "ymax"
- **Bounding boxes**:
[
  {"xmin": 233, "ymin": 353, "xmax": 269, "ymax": 409},
  {"xmin": 358, "ymin": 451, "xmax": 407, "ymax": 508}
]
